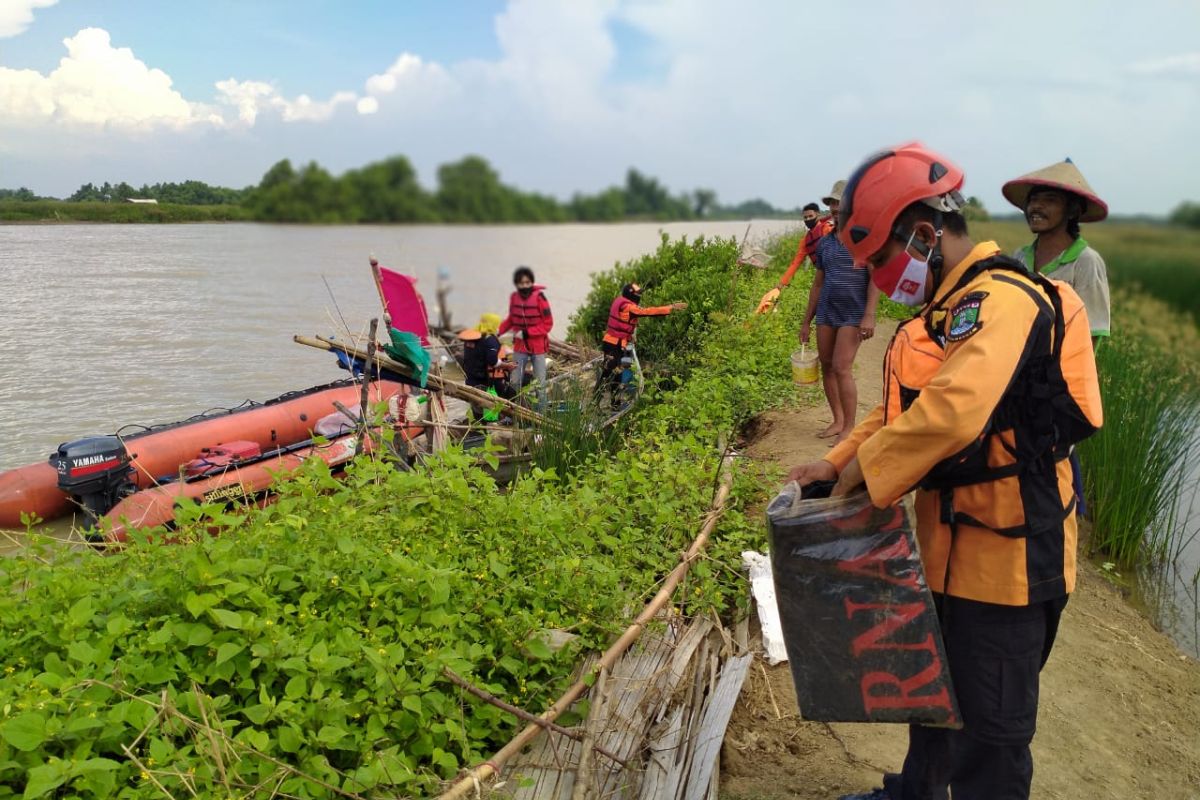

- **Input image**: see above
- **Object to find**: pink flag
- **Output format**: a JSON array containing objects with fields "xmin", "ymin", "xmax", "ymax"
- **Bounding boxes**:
[{"xmin": 375, "ymin": 266, "xmax": 430, "ymax": 346}]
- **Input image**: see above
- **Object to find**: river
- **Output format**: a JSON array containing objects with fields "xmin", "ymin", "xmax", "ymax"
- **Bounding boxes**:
[
  {"xmin": 0, "ymin": 220, "xmax": 789, "ymax": 469},
  {"xmin": 1134, "ymin": 441, "xmax": 1200, "ymax": 659}
]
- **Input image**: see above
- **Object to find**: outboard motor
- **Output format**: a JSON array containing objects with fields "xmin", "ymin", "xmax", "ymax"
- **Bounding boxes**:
[{"xmin": 49, "ymin": 436, "xmax": 136, "ymax": 528}]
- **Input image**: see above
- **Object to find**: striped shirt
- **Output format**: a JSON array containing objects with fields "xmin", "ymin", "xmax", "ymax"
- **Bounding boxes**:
[{"xmin": 813, "ymin": 232, "xmax": 870, "ymax": 327}]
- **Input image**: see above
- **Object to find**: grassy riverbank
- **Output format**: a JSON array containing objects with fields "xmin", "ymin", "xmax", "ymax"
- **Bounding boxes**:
[{"xmin": 0, "ymin": 200, "xmax": 248, "ymax": 223}]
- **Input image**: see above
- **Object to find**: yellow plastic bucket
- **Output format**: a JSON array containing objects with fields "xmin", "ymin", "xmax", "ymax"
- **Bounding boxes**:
[{"xmin": 791, "ymin": 346, "xmax": 819, "ymax": 385}]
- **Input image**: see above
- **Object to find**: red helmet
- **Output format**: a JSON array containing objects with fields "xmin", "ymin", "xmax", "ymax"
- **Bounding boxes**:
[{"xmin": 838, "ymin": 143, "xmax": 965, "ymax": 265}]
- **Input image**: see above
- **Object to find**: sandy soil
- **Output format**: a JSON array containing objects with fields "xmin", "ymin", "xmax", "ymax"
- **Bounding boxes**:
[{"xmin": 723, "ymin": 322, "xmax": 1200, "ymax": 800}]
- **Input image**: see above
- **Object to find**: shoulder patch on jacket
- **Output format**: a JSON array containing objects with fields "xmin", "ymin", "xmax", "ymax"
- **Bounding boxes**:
[{"xmin": 947, "ymin": 291, "xmax": 989, "ymax": 342}]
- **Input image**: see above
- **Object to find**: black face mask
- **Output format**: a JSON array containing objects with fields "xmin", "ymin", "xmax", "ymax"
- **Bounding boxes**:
[
  {"xmin": 517, "ymin": 286, "xmax": 534, "ymax": 298},
  {"xmin": 804, "ymin": 218, "xmax": 817, "ymax": 230}
]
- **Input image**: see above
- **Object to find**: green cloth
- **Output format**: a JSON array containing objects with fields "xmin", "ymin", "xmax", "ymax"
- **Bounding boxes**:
[
  {"xmin": 383, "ymin": 328, "xmax": 431, "ymax": 387},
  {"xmin": 1018, "ymin": 236, "xmax": 1089, "ymax": 277},
  {"xmin": 482, "ymin": 387, "xmax": 501, "ymax": 422}
]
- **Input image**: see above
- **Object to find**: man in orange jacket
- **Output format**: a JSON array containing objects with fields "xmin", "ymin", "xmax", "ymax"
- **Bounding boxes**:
[
  {"xmin": 787, "ymin": 144, "xmax": 1102, "ymax": 800},
  {"xmin": 595, "ymin": 282, "xmax": 687, "ymax": 407},
  {"xmin": 756, "ymin": 198, "xmax": 836, "ymax": 313}
]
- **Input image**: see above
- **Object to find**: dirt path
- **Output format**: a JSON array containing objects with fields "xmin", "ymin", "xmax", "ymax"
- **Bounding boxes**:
[{"xmin": 724, "ymin": 321, "xmax": 1200, "ymax": 800}]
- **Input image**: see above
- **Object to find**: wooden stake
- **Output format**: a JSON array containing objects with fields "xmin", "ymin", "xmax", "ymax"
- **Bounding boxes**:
[
  {"xmin": 570, "ymin": 665, "xmax": 609, "ymax": 800},
  {"xmin": 356, "ymin": 318, "xmax": 380, "ymax": 456}
]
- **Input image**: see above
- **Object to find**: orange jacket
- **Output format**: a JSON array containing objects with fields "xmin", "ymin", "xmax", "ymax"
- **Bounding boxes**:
[
  {"xmin": 827, "ymin": 241, "xmax": 1102, "ymax": 606},
  {"xmin": 777, "ymin": 216, "xmax": 834, "ymax": 289},
  {"xmin": 602, "ymin": 298, "xmax": 673, "ymax": 347}
]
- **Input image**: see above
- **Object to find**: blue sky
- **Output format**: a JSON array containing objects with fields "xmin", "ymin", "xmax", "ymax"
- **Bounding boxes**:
[{"xmin": 1, "ymin": 0, "xmax": 1198, "ymax": 214}]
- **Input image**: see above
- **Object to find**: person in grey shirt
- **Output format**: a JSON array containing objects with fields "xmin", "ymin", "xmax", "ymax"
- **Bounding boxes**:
[{"xmin": 1003, "ymin": 158, "xmax": 1110, "ymax": 345}]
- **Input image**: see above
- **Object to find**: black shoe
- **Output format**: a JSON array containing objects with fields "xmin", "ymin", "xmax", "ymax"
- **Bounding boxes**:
[{"xmin": 837, "ymin": 790, "xmax": 891, "ymax": 800}]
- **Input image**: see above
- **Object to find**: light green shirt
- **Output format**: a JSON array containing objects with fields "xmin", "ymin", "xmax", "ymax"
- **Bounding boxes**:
[{"xmin": 1014, "ymin": 237, "xmax": 1111, "ymax": 337}]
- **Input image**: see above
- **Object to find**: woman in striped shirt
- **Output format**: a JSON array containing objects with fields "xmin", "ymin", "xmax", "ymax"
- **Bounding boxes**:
[{"xmin": 799, "ymin": 181, "xmax": 881, "ymax": 444}]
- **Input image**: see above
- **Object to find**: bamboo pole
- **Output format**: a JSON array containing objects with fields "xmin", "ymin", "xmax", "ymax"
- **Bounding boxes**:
[
  {"xmin": 431, "ymin": 323, "xmax": 596, "ymax": 363},
  {"xmin": 441, "ymin": 669, "xmax": 628, "ymax": 768},
  {"xmin": 355, "ymin": 318, "xmax": 380, "ymax": 456},
  {"xmin": 437, "ymin": 451, "xmax": 736, "ymax": 800},
  {"xmin": 293, "ymin": 334, "xmax": 549, "ymax": 427},
  {"xmin": 368, "ymin": 258, "xmax": 392, "ymax": 329}
]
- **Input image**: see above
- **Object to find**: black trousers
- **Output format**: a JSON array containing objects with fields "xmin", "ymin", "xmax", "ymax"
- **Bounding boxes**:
[
  {"xmin": 594, "ymin": 341, "xmax": 626, "ymax": 400},
  {"xmin": 882, "ymin": 594, "xmax": 1068, "ymax": 800}
]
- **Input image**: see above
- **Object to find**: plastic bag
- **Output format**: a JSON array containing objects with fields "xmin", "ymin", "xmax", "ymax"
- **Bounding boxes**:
[{"xmin": 766, "ymin": 483, "xmax": 960, "ymax": 726}]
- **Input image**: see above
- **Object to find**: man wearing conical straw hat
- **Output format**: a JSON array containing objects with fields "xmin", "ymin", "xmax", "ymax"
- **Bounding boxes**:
[{"xmin": 1003, "ymin": 158, "xmax": 1111, "ymax": 343}]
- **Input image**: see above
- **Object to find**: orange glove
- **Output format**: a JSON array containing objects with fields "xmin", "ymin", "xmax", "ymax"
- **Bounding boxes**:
[{"xmin": 756, "ymin": 287, "xmax": 781, "ymax": 314}]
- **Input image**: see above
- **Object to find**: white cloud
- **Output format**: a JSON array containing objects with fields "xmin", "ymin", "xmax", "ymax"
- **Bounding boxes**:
[
  {"xmin": 0, "ymin": 0, "xmax": 56, "ymax": 38},
  {"xmin": 212, "ymin": 79, "xmax": 358, "ymax": 124},
  {"xmin": 211, "ymin": 79, "xmax": 275, "ymax": 125},
  {"xmin": 359, "ymin": 52, "xmax": 455, "ymax": 115},
  {"xmin": 0, "ymin": 26, "xmax": 371, "ymax": 130},
  {"xmin": 365, "ymin": 53, "xmax": 425, "ymax": 95},
  {"xmin": 1128, "ymin": 52, "xmax": 1200, "ymax": 77},
  {"xmin": 0, "ymin": 27, "xmax": 220, "ymax": 128}
]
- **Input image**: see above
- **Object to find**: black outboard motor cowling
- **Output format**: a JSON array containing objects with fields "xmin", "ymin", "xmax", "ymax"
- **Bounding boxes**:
[{"xmin": 49, "ymin": 436, "xmax": 135, "ymax": 527}]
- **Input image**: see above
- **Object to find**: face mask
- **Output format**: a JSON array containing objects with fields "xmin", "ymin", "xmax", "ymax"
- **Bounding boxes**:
[
  {"xmin": 872, "ymin": 231, "xmax": 930, "ymax": 307},
  {"xmin": 517, "ymin": 286, "xmax": 534, "ymax": 298},
  {"xmin": 804, "ymin": 218, "xmax": 817, "ymax": 230}
]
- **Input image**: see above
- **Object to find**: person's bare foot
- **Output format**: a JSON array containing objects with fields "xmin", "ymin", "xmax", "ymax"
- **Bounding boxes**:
[
  {"xmin": 816, "ymin": 423, "xmax": 842, "ymax": 439},
  {"xmin": 833, "ymin": 430, "xmax": 851, "ymax": 445}
]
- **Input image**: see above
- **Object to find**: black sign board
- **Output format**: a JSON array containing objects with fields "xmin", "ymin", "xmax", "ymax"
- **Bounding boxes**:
[{"xmin": 767, "ymin": 486, "xmax": 960, "ymax": 727}]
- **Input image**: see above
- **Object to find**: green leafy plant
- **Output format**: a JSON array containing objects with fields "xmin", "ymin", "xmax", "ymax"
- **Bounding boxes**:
[{"xmin": 0, "ymin": 235, "xmax": 809, "ymax": 798}]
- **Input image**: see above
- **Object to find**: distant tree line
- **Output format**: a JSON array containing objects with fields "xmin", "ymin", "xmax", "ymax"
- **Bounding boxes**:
[
  {"xmin": 1168, "ymin": 201, "xmax": 1200, "ymax": 230},
  {"xmin": 238, "ymin": 155, "xmax": 797, "ymax": 223},
  {"xmin": 2, "ymin": 153, "xmax": 816, "ymax": 222},
  {"xmin": 0, "ymin": 187, "xmax": 43, "ymax": 201},
  {"xmin": 65, "ymin": 180, "xmax": 246, "ymax": 205}
]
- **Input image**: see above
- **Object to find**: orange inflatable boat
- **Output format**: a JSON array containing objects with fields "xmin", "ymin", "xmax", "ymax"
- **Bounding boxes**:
[
  {"xmin": 103, "ymin": 432, "xmax": 369, "ymax": 543},
  {"xmin": 0, "ymin": 379, "xmax": 407, "ymax": 529}
]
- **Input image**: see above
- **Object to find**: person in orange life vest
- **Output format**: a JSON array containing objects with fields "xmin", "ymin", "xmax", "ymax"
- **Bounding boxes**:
[
  {"xmin": 786, "ymin": 144, "xmax": 1102, "ymax": 800},
  {"xmin": 595, "ymin": 282, "xmax": 687, "ymax": 406},
  {"xmin": 800, "ymin": 179, "xmax": 881, "ymax": 444},
  {"xmin": 498, "ymin": 266, "xmax": 553, "ymax": 411},
  {"xmin": 756, "ymin": 201, "xmax": 836, "ymax": 313}
]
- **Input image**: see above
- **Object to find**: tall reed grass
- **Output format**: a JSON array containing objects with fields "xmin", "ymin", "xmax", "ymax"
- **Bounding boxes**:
[
  {"xmin": 1079, "ymin": 332, "xmax": 1200, "ymax": 565},
  {"xmin": 527, "ymin": 379, "xmax": 626, "ymax": 475}
]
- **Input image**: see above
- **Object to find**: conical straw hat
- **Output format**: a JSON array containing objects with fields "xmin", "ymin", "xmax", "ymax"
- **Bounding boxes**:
[
  {"xmin": 822, "ymin": 179, "xmax": 847, "ymax": 206},
  {"xmin": 1002, "ymin": 158, "xmax": 1108, "ymax": 223}
]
